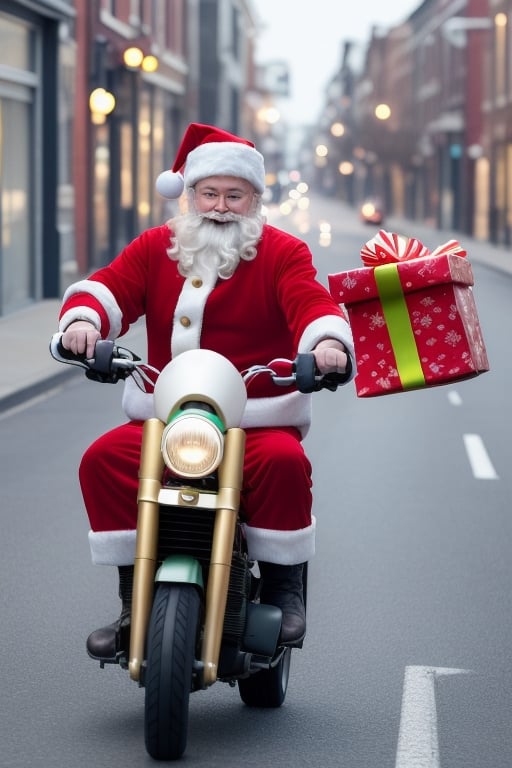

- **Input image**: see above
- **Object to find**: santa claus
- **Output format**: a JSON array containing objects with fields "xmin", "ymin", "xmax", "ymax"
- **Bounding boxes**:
[{"xmin": 57, "ymin": 122, "xmax": 355, "ymax": 661}]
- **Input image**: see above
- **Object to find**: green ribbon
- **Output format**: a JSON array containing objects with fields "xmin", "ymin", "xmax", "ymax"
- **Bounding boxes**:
[{"xmin": 374, "ymin": 263, "xmax": 425, "ymax": 389}]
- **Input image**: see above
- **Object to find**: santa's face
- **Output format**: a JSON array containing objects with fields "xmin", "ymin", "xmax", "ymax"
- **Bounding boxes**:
[
  {"xmin": 192, "ymin": 176, "xmax": 257, "ymax": 219},
  {"xmin": 168, "ymin": 176, "xmax": 264, "ymax": 280}
]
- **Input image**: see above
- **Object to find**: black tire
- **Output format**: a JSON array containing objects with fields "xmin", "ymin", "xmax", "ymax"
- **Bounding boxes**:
[
  {"xmin": 144, "ymin": 584, "xmax": 200, "ymax": 761},
  {"xmin": 238, "ymin": 646, "xmax": 291, "ymax": 707}
]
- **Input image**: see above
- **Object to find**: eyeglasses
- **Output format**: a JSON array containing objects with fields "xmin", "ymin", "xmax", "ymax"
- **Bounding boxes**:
[{"xmin": 193, "ymin": 188, "xmax": 254, "ymax": 207}]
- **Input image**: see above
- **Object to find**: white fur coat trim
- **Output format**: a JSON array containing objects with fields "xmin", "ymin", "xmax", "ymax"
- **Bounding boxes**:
[
  {"xmin": 89, "ymin": 529, "xmax": 136, "ymax": 565},
  {"xmin": 59, "ymin": 306, "xmax": 102, "ymax": 333},
  {"xmin": 60, "ymin": 280, "xmax": 123, "ymax": 339},
  {"xmin": 242, "ymin": 516, "xmax": 316, "ymax": 564},
  {"xmin": 87, "ymin": 519, "xmax": 315, "ymax": 566},
  {"xmin": 298, "ymin": 313, "xmax": 356, "ymax": 377},
  {"xmin": 121, "ymin": 375, "xmax": 312, "ymax": 436},
  {"xmin": 171, "ymin": 273, "xmax": 217, "ymax": 357}
]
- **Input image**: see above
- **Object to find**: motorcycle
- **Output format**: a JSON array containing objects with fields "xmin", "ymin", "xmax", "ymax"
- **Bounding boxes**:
[{"xmin": 50, "ymin": 335, "xmax": 346, "ymax": 760}]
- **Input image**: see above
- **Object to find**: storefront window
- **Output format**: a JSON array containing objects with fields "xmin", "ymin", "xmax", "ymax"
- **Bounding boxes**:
[
  {"xmin": 0, "ymin": 95, "xmax": 32, "ymax": 313},
  {"xmin": 0, "ymin": 13, "xmax": 33, "ymax": 71},
  {"xmin": 0, "ymin": 12, "xmax": 36, "ymax": 314}
]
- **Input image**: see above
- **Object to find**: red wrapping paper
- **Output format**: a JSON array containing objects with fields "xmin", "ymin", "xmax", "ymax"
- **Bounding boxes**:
[{"xmin": 328, "ymin": 230, "xmax": 489, "ymax": 397}]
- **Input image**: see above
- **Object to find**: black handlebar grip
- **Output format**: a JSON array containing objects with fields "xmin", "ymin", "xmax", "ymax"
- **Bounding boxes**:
[
  {"xmin": 89, "ymin": 340, "xmax": 115, "ymax": 373},
  {"xmin": 294, "ymin": 353, "xmax": 318, "ymax": 393},
  {"xmin": 294, "ymin": 351, "xmax": 353, "ymax": 393},
  {"xmin": 56, "ymin": 337, "xmax": 88, "ymax": 363}
]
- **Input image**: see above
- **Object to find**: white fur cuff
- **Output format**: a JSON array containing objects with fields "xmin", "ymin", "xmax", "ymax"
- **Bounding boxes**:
[
  {"xmin": 88, "ymin": 529, "xmax": 136, "ymax": 565},
  {"xmin": 242, "ymin": 517, "xmax": 316, "ymax": 565}
]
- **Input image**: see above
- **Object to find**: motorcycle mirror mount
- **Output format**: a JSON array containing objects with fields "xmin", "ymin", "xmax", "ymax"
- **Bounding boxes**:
[{"xmin": 154, "ymin": 349, "xmax": 247, "ymax": 428}]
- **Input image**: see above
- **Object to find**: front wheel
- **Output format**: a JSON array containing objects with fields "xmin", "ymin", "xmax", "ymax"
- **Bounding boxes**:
[
  {"xmin": 144, "ymin": 583, "xmax": 200, "ymax": 760},
  {"xmin": 238, "ymin": 646, "xmax": 291, "ymax": 707}
]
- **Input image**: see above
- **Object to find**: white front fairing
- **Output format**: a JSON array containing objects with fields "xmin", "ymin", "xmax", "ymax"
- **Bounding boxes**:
[{"xmin": 153, "ymin": 348, "xmax": 247, "ymax": 427}]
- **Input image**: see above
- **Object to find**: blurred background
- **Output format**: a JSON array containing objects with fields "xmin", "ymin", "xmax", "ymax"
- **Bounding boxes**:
[{"xmin": 0, "ymin": 0, "xmax": 505, "ymax": 316}]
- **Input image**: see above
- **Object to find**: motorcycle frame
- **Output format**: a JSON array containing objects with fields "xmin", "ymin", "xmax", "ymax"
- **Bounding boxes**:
[{"xmin": 128, "ymin": 417, "xmax": 246, "ymax": 688}]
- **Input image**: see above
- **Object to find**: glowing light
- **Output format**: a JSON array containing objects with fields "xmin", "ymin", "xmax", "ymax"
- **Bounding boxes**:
[
  {"xmin": 123, "ymin": 46, "xmax": 144, "ymax": 68},
  {"xmin": 142, "ymin": 55, "xmax": 159, "ymax": 72},
  {"xmin": 257, "ymin": 106, "xmax": 281, "ymax": 125},
  {"xmin": 338, "ymin": 161, "xmax": 354, "ymax": 175},
  {"xmin": 375, "ymin": 103, "xmax": 391, "ymax": 120},
  {"xmin": 297, "ymin": 182, "xmax": 309, "ymax": 194},
  {"xmin": 361, "ymin": 202, "xmax": 377, "ymax": 217},
  {"xmin": 331, "ymin": 122, "xmax": 345, "ymax": 137},
  {"xmin": 495, "ymin": 12, "xmax": 507, "ymax": 27},
  {"xmin": 89, "ymin": 87, "xmax": 116, "ymax": 116},
  {"xmin": 315, "ymin": 144, "xmax": 328, "ymax": 158}
]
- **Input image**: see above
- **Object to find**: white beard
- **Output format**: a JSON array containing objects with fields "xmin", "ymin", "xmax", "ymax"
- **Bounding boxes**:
[{"xmin": 167, "ymin": 209, "xmax": 265, "ymax": 280}]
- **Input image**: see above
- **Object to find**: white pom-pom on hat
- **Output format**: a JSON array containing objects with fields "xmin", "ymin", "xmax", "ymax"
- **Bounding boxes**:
[
  {"xmin": 155, "ymin": 171, "xmax": 184, "ymax": 199},
  {"xmin": 155, "ymin": 122, "xmax": 265, "ymax": 200}
]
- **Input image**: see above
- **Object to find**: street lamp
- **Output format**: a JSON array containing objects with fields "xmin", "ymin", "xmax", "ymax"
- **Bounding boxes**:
[
  {"xmin": 89, "ymin": 87, "xmax": 116, "ymax": 124},
  {"xmin": 123, "ymin": 46, "xmax": 159, "ymax": 72}
]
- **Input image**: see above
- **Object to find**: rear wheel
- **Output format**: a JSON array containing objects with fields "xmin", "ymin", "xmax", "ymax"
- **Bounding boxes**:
[
  {"xmin": 238, "ymin": 646, "xmax": 291, "ymax": 707},
  {"xmin": 144, "ymin": 584, "xmax": 200, "ymax": 760}
]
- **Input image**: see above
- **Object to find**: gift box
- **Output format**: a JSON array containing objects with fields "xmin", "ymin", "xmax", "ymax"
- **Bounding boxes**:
[{"xmin": 328, "ymin": 230, "xmax": 489, "ymax": 397}]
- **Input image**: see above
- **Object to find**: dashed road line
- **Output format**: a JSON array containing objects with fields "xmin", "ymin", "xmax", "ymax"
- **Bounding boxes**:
[
  {"xmin": 447, "ymin": 391, "xmax": 498, "ymax": 479},
  {"xmin": 395, "ymin": 665, "xmax": 472, "ymax": 768},
  {"xmin": 463, "ymin": 433, "xmax": 499, "ymax": 479},
  {"xmin": 447, "ymin": 389, "xmax": 463, "ymax": 406}
]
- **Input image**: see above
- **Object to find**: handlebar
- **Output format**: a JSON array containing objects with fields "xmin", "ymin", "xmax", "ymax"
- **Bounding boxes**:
[
  {"xmin": 49, "ymin": 333, "xmax": 142, "ymax": 383},
  {"xmin": 49, "ymin": 333, "xmax": 350, "ymax": 393}
]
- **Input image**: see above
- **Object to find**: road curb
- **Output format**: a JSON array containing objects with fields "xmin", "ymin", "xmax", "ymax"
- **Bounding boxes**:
[{"xmin": 0, "ymin": 366, "xmax": 80, "ymax": 414}]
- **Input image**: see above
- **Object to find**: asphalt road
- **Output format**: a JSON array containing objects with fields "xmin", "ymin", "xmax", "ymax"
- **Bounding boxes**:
[{"xmin": 1, "ymin": 202, "xmax": 510, "ymax": 767}]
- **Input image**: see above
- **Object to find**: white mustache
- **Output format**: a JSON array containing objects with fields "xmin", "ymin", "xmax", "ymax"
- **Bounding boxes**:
[{"xmin": 201, "ymin": 211, "xmax": 243, "ymax": 223}]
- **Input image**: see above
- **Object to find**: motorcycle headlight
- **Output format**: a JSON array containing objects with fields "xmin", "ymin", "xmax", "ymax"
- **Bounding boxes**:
[{"xmin": 161, "ymin": 408, "xmax": 225, "ymax": 478}]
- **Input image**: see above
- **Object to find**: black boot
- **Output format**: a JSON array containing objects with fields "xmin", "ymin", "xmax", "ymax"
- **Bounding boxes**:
[
  {"xmin": 259, "ymin": 562, "xmax": 306, "ymax": 645},
  {"xmin": 86, "ymin": 566, "xmax": 133, "ymax": 663}
]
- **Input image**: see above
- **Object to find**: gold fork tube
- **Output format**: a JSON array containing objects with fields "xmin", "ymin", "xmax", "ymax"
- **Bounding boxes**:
[
  {"xmin": 129, "ymin": 418, "xmax": 165, "ymax": 682},
  {"xmin": 201, "ymin": 428, "xmax": 245, "ymax": 686}
]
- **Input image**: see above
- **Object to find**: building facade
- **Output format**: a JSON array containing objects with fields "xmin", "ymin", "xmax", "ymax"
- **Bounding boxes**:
[
  {"xmin": 0, "ymin": 0, "xmax": 75, "ymax": 315},
  {"xmin": 0, "ymin": 0, "xmax": 258, "ymax": 317},
  {"xmin": 310, "ymin": 0, "xmax": 512, "ymax": 248},
  {"xmin": 485, "ymin": 0, "xmax": 512, "ymax": 245}
]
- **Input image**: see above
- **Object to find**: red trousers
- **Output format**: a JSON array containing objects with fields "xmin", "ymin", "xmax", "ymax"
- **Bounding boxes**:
[{"xmin": 79, "ymin": 422, "xmax": 313, "ymax": 534}]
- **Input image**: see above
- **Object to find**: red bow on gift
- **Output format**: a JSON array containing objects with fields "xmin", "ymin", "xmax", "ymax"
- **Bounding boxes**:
[{"xmin": 360, "ymin": 229, "xmax": 467, "ymax": 266}]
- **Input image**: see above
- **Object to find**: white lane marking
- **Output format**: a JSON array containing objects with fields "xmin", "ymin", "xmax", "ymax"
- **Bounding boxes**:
[
  {"xmin": 447, "ymin": 390, "xmax": 462, "ymax": 406},
  {"xmin": 463, "ymin": 433, "xmax": 499, "ymax": 479},
  {"xmin": 395, "ymin": 666, "xmax": 472, "ymax": 768}
]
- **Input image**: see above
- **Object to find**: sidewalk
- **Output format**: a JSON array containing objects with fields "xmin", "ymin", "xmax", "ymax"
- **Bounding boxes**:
[{"xmin": 1, "ymin": 198, "xmax": 510, "ymax": 412}]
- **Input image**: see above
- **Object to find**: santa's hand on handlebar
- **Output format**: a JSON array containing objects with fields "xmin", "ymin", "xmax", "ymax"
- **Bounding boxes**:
[
  {"xmin": 312, "ymin": 338, "xmax": 350, "ymax": 375},
  {"xmin": 61, "ymin": 320, "xmax": 101, "ymax": 359}
]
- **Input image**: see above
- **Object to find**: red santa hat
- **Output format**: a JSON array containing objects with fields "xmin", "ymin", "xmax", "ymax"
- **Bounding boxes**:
[{"xmin": 155, "ymin": 122, "xmax": 266, "ymax": 199}]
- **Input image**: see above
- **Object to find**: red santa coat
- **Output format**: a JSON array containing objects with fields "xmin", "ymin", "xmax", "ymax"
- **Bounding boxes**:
[
  {"xmin": 60, "ymin": 223, "xmax": 354, "ymax": 429},
  {"xmin": 59, "ymin": 222, "xmax": 355, "ymax": 565}
]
